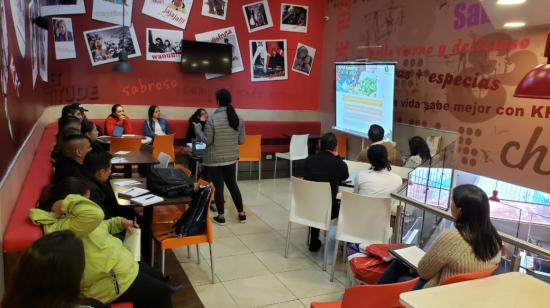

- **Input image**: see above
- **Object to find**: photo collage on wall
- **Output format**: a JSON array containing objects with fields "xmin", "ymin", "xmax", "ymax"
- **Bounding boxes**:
[
  {"xmin": 9, "ymin": 0, "xmax": 25, "ymax": 57},
  {"xmin": 1, "ymin": 0, "xmax": 12, "ymax": 140},
  {"xmin": 42, "ymin": 0, "xmax": 315, "ymax": 82}
]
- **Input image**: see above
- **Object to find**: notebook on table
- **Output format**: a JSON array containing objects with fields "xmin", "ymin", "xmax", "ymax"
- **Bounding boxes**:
[
  {"xmin": 389, "ymin": 246, "xmax": 426, "ymax": 271},
  {"xmin": 118, "ymin": 187, "xmax": 149, "ymax": 198},
  {"xmin": 130, "ymin": 194, "xmax": 164, "ymax": 206}
]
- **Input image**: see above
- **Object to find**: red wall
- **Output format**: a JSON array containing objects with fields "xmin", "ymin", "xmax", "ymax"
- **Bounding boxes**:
[
  {"xmin": 48, "ymin": 0, "xmax": 325, "ymax": 110},
  {"xmin": 0, "ymin": 1, "xmax": 49, "ymax": 177}
]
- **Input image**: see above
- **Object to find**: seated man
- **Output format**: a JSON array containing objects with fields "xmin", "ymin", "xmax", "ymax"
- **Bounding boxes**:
[
  {"xmin": 354, "ymin": 144, "xmax": 402, "ymax": 198},
  {"xmin": 304, "ymin": 132, "xmax": 349, "ymax": 251},
  {"xmin": 52, "ymin": 134, "xmax": 92, "ymax": 184},
  {"xmin": 83, "ymin": 151, "xmax": 135, "ymax": 220},
  {"xmin": 356, "ymin": 124, "xmax": 402, "ymax": 166}
]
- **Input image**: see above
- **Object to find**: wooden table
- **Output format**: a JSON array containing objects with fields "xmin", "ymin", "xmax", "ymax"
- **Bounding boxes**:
[
  {"xmin": 110, "ymin": 178, "xmax": 192, "ymax": 263},
  {"xmin": 110, "ymin": 151, "xmax": 160, "ymax": 177},
  {"xmin": 399, "ymin": 272, "xmax": 550, "ymax": 308},
  {"xmin": 98, "ymin": 134, "xmax": 152, "ymax": 144}
]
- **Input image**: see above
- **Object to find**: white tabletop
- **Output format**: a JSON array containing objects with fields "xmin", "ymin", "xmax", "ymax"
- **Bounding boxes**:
[{"xmin": 400, "ymin": 272, "xmax": 550, "ymax": 308}]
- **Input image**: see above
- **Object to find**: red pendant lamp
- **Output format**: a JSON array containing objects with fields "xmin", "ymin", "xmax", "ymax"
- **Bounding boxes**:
[{"xmin": 514, "ymin": 32, "xmax": 550, "ymax": 99}]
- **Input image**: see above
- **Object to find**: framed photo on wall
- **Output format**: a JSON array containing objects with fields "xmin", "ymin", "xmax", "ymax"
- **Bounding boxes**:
[
  {"xmin": 242, "ymin": 0, "xmax": 273, "ymax": 33},
  {"xmin": 142, "ymin": 0, "xmax": 193, "ymax": 30},
  {"xmin": 201, "ymin": 0, "xmax": 228, "ymax": 20},
  {"xmin": 9, "ymin": 0, "xmax": 25, "ymax": 57},
  {"xmin": 291, "ymin": 43, "xmax": 315, "ymax": 76},
  {"xmin": 92, "ymin": 0, "xmax": 133, "ymax": 26},
  {"xmin": 83, "ymin": 25, "xmax": 141, "ymax": 66},
  {"xmin": 280, "ymin": 3, "xmax": 308, "ymax": 33},
  {"xmin": 146, "ymin": 28, "xmax": 183, "ymax": 62},
  {"xmin": 249, "ymin": 39, "xmax": 287, "ymax": 82},
  {"xmin": 40, "ymin": 0, "xmax": 86, "ymax": 16}
]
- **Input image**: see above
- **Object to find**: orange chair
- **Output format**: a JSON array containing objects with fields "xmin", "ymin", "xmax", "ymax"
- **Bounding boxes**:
[
  {"xmin": 110, "ymin": 137, "xmax": 141, "ymax": 152},
  {"xmin": 238, "ymin": 134, "xmax": 262, "ymax": 181},
  {"xmin": 440, "ymin": 264, "xmax": 499, "ymax": 285},
  {"xmin": 151, "ymin": 179, "xmax": 215, "ymax": 283},
  {"xmin": 311, "ymin": 278, "xmax": 419, "ymax": 308},
  {"xmin": 153, "ymin": 134, "xmax": 175, "ymax": 165},
  {"xmin": 335, "ymin": 133, "xmax": 347, "ymax": 159},
  {"xmin": 111, "ymin": 303, "xmax": 133, "ymax": 308}
]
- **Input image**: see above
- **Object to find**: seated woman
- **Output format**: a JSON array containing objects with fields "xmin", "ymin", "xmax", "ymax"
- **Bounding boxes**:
[
  {"xmin": 105, "ymin": 104, "xmax": 133, "ymax": 136},
  {"xmin": 81, "ymin": 120, "xmax": 104, "ymax": 153},
  {"xmin": 185, "ymin": 108, "xmax": 208, "ymax": 143},
  {"xmin": 143, "ymin": 105, "xmax": 171, "ymax": 138},
  {"xmin": 404, "ymin": 136, "xmax": 432, "ymax": 168},
  {"xmin": 31, "ymin": 177, "xmax": 174, "ymax": 307},
  {"xmin": 354, "ymin": 144, "xmax": 402, "ymax": 198},
  {"xmin": 2, "ymin": 230, "xmax": 107, "ymax": 308},
  {"xmin": 378, "ymin": 184, "xmax": 502, "ymax": 289}
]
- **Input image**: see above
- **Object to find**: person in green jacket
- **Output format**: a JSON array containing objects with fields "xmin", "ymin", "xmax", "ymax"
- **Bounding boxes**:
[{"xmin": 30, "ymin": 177, "xmax": 174, "ymax": 307}]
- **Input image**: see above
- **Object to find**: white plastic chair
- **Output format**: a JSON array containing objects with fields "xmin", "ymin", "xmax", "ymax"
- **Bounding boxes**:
[
  {"xmin": 285, "ymin": 177, "xmax": 333, "ymax": 271},
  {"xmin": 156, "ymin": 152, "xmax": 170, "ymax": 168},
  {"xmin": 329, "ymin": 191, "xmax": 393, "ymax": 282},
  {"xmin": 274, "ymin": 134, "xmax": 309, "ymax": 178},
  {"xmin": 390, "ymin": 165, "xmax": 412, "ymax": 179},
  {"xmin": 344, "ymin": 160, "xmax": 371, "ymax": 173}
]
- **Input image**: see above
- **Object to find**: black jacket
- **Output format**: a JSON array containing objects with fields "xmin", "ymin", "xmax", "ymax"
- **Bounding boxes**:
[
  {"xmin": 304, "ymin": 150, "xmax": 349, "ymax": 208},
  {"xmin": 52, "ymin": 156, "xmax": 87, "ymax": 184},
  {"xmin": 84, "ymin": 174, "xmax": 135, "ymax": 220}
]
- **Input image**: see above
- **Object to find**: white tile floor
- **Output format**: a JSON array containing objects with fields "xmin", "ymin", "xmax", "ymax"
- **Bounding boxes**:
[{"xmin": 175, "ymin": 178, "xmax": 347, "ymax": 308}]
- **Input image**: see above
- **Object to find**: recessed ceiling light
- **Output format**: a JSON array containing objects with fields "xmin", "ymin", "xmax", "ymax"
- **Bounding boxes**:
[
  {"xmin": 503, "ymin": 21, "xmax": 526, "ymax": 28},
  {"xmin": 497, "ymin": 0, "xmax": 526, "ymax": 5}
]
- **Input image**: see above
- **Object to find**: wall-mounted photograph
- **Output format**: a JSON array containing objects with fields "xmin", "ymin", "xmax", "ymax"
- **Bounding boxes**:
[
  {"xmin": 249, "ymin": 39, "xmax": 287, "ymax": 82},
  {"xmin": 201, "ymin": 0, "xmax": 227, "ymax": 20},
  {"xmin": 40, "ymin": 0, "xmax": 86, "ymax": 16},
  {"xmin": 83, "ymin": 25, "xmax": 141, "ymax": 66},
  {"xmin": 146, "ymin": 28, "xmax": 183, "ymax": 62},
  {"xmin": 9, "ymin": 0, "xmax": 25, "ymax": 57},
  {"xmin": 242, "ymin": 0, "xmax": 273, "ymax": 33},
  {"xmin": 142, "ymin": 0, "xmax": 193, "ymax": 29},
  {"xmin": 53, "ymin": 18, "xmax": 77, "ymax": 60},
  {"xmin": 195, "ymin": 26, "xmax": 244, "ymax": 79},
  {"xmin": 280, "ymin": 3, "xmax": 308, "ymax": 33},
  {"xmin": 92, "ymin": 0, "xmax": 133, "ymax": 26},
  {"xmin": 292, "ymin": 43, "xmax": 315, "ymax": 76}
]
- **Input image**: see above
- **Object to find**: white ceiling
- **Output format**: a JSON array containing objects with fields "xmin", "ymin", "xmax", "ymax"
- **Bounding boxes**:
[{"xmin": 480, "ymin": 0, "xmax": 550, "ymax": 29}]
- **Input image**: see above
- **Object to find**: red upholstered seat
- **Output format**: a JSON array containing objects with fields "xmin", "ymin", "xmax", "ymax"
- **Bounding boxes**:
[{"xmin": 3, "ymin": 124, "xmax": 57, "ymax": 252}]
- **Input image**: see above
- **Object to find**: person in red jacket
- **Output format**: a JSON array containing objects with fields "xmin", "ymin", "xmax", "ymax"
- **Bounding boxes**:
[{"xmin": 105, "ymin": 104, "xmax": 133, "ymax": 136}]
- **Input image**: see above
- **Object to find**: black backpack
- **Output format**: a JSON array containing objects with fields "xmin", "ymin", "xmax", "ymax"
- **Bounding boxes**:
[
  {"xmin": 172, "ymin": 185, "xmax": 212, "ymax": 237},
  {"xmin": 147, "ymin": 167, "xmax": 194, "ymax": 197}
]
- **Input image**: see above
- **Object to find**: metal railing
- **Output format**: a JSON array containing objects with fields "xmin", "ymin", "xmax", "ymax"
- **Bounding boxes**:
[{"xmin": 391, "ymin": 189, "xmax": 550, "ymax": 271}]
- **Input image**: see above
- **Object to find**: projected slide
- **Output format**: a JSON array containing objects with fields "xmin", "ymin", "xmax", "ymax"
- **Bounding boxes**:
[{"xmin": 335, "ymin": 63, "xmax": 395, "ymax": 140}]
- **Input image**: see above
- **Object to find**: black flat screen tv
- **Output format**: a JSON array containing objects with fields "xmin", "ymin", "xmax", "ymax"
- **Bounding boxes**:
[{"xmin": 180, "ymin": 40, "xmax": 232, "ymax": 74}]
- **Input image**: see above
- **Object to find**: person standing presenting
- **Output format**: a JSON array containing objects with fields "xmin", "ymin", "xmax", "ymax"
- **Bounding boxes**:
[{"xmin": 196, "ymin": 89, "xmax": 246, "ymax": 225}]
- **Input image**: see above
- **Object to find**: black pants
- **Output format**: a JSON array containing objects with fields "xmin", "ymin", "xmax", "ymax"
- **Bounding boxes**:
[
  {"xmin": 113, "ymin": 262, "xmax": 172, "ymax": 308},
  {"xmin": 310, "ymin": 201, "xmax": 340, "ymax": 243},
  {"xmin": 377, "ymin": 259, "xmax": 427, "ymax": 290},
  {"xmin": 205, "ymin": 163, "xmax": 243, "ymax": 215}
]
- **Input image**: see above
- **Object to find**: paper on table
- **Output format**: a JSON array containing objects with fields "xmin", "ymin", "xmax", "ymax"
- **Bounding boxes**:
[
  {"xmin": 118, "ymin": 187, "xmax": 149, "ymax": 198},
  {"xmin": 114, "ymin": 179, "xmax": 141, "ymax": 187},
  {"xmin": 111, "ymin": 157, "xmax": 129, "ymax": 163},
  {"xmin": 114, "ymin": 150, "xmax": 130, "ymax": 155},
  {"xmin": 389, "ymin": 246, "xmax": 425, "ymax": 270},
  {"xmin": 123, "ymin": 229, "xmax": 141, "ymax": 262},
  {"xmin": 131, "ymin": 194, "xmax": 164, "ymax": 206}
]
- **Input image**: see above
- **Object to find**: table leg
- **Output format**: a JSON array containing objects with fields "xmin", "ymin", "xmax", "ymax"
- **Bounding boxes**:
[{"xmin": 142, "ymin": 206, "xmax": 153, "ymax": 265}]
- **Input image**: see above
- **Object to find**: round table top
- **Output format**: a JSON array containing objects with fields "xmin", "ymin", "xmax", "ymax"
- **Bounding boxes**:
[{"xmin": 97, "ymin": 134, "xmax": 152, "ymax": 144}]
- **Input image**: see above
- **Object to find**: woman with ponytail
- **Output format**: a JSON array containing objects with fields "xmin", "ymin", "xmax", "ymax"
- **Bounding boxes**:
[
  {"xmin": 378, "ymin": 184, "xmax": 502, "ymax": 289},
  {"xmin": 195, "ymin": 89, "xmax": 246, "ymax": 225}
]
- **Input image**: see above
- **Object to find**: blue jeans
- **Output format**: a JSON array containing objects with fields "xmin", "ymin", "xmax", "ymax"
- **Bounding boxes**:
[{"xmin": 378, "ymin": 259, "xmax": 427, "ymax": 290}]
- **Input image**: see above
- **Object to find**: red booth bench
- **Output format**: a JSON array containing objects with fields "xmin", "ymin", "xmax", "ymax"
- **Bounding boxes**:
[{"xmin": 3, "ymin": 119, "xmax": 320, "ymax": 277}]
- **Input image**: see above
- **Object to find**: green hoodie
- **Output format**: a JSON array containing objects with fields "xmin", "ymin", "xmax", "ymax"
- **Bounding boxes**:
[{"xmin": 29, "ymin": 194, "xmax": 139, "ymax": 303}]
